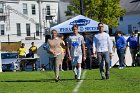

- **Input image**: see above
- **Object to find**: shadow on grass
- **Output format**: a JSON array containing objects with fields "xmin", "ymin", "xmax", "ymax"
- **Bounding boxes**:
[
  {"xmin": 0, "ymin": 78, "xmax": 94, "ymax": 82},
  {"xmin": 0, "ymin": 79, "xmax": 75, "ymax": 82}
]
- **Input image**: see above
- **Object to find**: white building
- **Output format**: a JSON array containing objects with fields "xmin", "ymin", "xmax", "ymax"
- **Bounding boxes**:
[
  {"xmin": 0, "ymin": 0, "xmax": 59, "ymax": 42},
  {"xmin": 113, "ymin": 0, "xmax": 140, "ymax": 34}
]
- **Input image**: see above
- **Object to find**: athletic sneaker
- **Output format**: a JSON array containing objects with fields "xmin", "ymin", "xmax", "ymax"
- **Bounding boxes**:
[
  {"xmin": 55, "ymin": 76, "xmax": 60, "ymax": 82},
  {"xmin": 102, "ymin": 76, "xmax": 106, "ymax": 80},
  {"xmin": 77, "ymin": 79, "xmax": 81, "ymax": 82},
  {"xmin": 106, "ymin": 74, "xmax": 109, "ymax": 79},
  {"xmin": 118, "ymin": 67, "xmax": 124, "ymax": 69},
  {"xmin": 60, "ymin": 69, "xmax": 64, "ymax": 71},
  {"xmin": 75, "ymin": 75, "xmax": 77, "ymax": 80}
]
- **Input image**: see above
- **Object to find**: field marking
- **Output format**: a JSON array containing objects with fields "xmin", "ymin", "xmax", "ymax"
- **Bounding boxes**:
[{"xmin": 72, "ymin": 70, "xmax": 87, "ymax": 93}]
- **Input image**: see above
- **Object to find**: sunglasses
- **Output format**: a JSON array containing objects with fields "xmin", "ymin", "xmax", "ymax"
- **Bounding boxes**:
[{"xmin": 98, "ymin": 26, "xmax": 104, "ymax": 27}]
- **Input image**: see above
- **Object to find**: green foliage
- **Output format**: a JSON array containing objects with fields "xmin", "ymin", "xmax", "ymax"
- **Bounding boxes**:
[{"xmin": 66, "ymin": 0, "xmax": 126, "ymax": 28}]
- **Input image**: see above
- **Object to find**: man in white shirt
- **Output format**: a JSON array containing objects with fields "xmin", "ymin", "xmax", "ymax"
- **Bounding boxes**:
[{"xmin": 93, "ymin": 23, "xmax": 113, "ymax": 80}]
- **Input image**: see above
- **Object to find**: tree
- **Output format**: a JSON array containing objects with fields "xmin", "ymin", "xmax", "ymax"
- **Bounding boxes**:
[{"xmin": 66, "ymin": 0, "xmax": 126, "ymax": 28}]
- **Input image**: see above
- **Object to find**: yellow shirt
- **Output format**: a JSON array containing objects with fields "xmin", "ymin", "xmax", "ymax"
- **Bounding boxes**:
[
  {"xmin": 18, "ymin": 47, "xmax": 26, "ymax": 56},
  {"xmin": 30, "ymin": 46, "xmax": 37, "ymax": 54},
  {"xmin": 60, "ymin": 41, "xmax": 65, "ymax": 53}
]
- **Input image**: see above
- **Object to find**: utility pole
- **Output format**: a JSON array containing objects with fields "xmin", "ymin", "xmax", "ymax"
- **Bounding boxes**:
[
  {"xmin": 80, "ymin": 0, "xmax": 84, "ymax": 15},
  {"xmin": 38, "ymin": 0, "xmax": 43, "ymax": 40}
]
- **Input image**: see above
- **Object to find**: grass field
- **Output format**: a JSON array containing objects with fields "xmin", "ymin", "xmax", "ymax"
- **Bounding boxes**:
[{"xmin": 0, "ymin": 67, "xmax": 140, "ymax": 93}]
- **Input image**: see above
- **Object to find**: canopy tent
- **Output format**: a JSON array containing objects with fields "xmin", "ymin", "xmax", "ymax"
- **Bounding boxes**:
[{"xmin": 50, "ymin": 15, "xmax": 109, "ymax": 33}]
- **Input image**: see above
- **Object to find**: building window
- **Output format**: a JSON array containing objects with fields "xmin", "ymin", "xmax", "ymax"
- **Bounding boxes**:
[
  {"xmin": 128, "ymin": 25, "xmax": 132, "ymax": 34},
  {"xmin": 16, "ymin": 23, "xmax": 21, "ymax": 36},
  {"xmin": 31, "ymin": 4, "xmax": 36, "ymax": 15},
  {"xmin": 23, "ymin": 3, "xmax": 28, "ymax": 14},
  {"xmin": 46, "ymin": 5, "xmax": 50, "ymax": 15},
  {"xmin": 36, "ymin": 24, "xmax": 40, "ymax": 36},
  {"xmin": 0, "ymin": 24, "xmax": 5, "ymax": 35},
  {"xmin": 26, "ymin": 24, "xmax": 30, "ymax": 36},
  {"xmin": 120, "ymin": 17, "xmax": 123, "ymax": 21},
  {"xmin": 0, "ymin": 3, "xmax": 4, "ymax": 13}
]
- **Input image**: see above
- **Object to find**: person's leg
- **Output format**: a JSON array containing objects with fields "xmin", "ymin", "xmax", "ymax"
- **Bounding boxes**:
[
  {"xmin": 87, "ymin": 50, "xmax": 92, "ymax": 69},
  {"xmin": 77, "ymin": 63, "xmax": 81, "ymax": 80},
  {"xmin": 130, "ymin": 48, "xmax": 137, "ymax": 66},
  {"xmin": 72, "ymin": 57, "xmax": 78, "ymax": 79},
  {"xmin": 89, "ymin": 52, "xmax": 92, "ymax": 69},
  {"xmin": 119, "ymin": 49, "xmax": 125, "ymax": 67},
  {"xmin": 97, "ymin": 52, "xmax": 105, "ymax": 79},
  {"xmin": 133, "ymin": 49, "xmax": 138, "ymax": 65},
  {"xmin": 117, "ymin": 49, "xmax": 121, "ymax": 67},
  {"xmin": 103, "ymin": 52, "xmax": 110, "ymax": 79},
  {"xmin": 19, "ymin": 56, "xmax": 25, "ymax": 71},
  {"xmin": 53, "ymin": 55, "xmax": 62, "ymax": 82},
  {"xmin": 77, "ymin": 55, "xmax": 82, "ymax": 80},
  {"xmin": 59, "ymin": 54, "xmax": 64, "ymax": 71},
  {"xmin": 52, "ymin": 58, "xmax": 56, "ymax": 77},
  {"xmin": 66, "ymin": 57, "xmax": 69, "ymax": 70}
]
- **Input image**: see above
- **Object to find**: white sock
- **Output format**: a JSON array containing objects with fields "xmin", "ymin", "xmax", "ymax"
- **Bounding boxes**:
[
  {"xmin": 77, "ymin": 67, "xmax": 81, "ymax": 79},
  {"xmin": 73, "ymin": 67, "xmax": 77, "ymax": 75}
]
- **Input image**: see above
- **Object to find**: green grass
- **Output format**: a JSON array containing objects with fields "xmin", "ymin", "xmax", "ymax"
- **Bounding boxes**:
[{"xmin": 0, "ymin": 67, "xmax": 140, "ymax": 93}]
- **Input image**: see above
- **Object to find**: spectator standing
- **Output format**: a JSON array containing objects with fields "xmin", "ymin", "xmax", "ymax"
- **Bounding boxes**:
[
  {"xmin": 59, "ymin": 34, "xmax": 66, "ymax": 71},
  {"xmin": 17, "ymin": 43, "xmax": 26, "ymax": 70},
  {"xmin": 29, "ymin": 42, "xmax": 37, "ymax": 58},
  {"xmin": 67, "ymin": 25, "xmax": 86, "ymax": 81},
  {"xmin": 84, "ymin": 33, "xmax": 92, "ymax": 69},
  {"xmin": 93, "ymin": 22, "xmax": 113, "ymax": 80},
  {"xmin": 17, "ymin": 43, "xmax": 26, "ymax": 58},
  {"xmin": 127, "ymin": 32, "xmax": 138, "ymax": 66},
  {"xmin": 115, "ymin": 31, "xmax": 126, "ymax": 69}
]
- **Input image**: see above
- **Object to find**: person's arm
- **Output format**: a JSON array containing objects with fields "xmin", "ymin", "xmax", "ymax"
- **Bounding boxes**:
[
  {"xmin": 126, "ymin": 37, "xmax": 130, "ymax": 47},
  {"xmin": 66, "ymin": 37, "xmax": 71, "ymax": 60},
  {"xmin": 60, "ymin": 40, "xmax": 66, "ymax": 49},
  {"xmin": 35, "ymin": 46, "xmax": 37, "ymax": 53},
  {"xmin": 24, "ymin": 48, "xmax": 26, "ymax": 56},
  {"xmin": 81, "ymin": 36, "xmax": 86, "ymax": 61},
  {"xmin": 92, "ymin": 36, "xmax": 96, "ymax": 57},
  {"xmin": 107, "ymin": 35, "xmax": 113, "ymax": 58},
  {"xmin": 107, "ymin": 35, "xmax": 113, "ymax": 53},
  {"xmin": 122, "ymin": 37, "xmax": 127, "ymax": 48}
]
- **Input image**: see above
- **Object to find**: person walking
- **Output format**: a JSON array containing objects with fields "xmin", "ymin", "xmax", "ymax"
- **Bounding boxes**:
[
  {"xmin": 115, "ymin": 31, "xmax": 126, "ymax": 69},
  {"xmin": 93, "ymin": 22, "xmax": 113, "ymax": 80},
  {"xmin": 127, "ymin": 32, "xmax": 138, "ymax": 66},
  {"xmin": 67, "ymin": 25, "xmax": 86, "ymax": 81},
  {"xmin": 45, "ymin": 29, "xmax": 63, "ymax": 82}
]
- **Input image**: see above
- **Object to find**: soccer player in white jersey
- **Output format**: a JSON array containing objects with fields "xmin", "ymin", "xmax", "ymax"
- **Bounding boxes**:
[{"xmin": 67, "ymin": 25, "xmax": 86, "ymax": 81}]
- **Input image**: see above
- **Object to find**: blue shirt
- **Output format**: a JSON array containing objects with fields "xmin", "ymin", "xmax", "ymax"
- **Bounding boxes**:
[
  {"xmin": 85, "ymin": 37, "xmax": 92, "ymax": 48},
  {"xmin": 115, "ymin": 36, "xmax": 126, "ymax": 49},
  {"xmin": 127, "ymin": 36, "xmax": 137, "ymax": 49}
]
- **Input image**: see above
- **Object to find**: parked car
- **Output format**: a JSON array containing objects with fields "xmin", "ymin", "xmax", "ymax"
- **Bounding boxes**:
[{"xmin": 1, "ymin": 52, "xmax": 20, "ymax": 71}]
